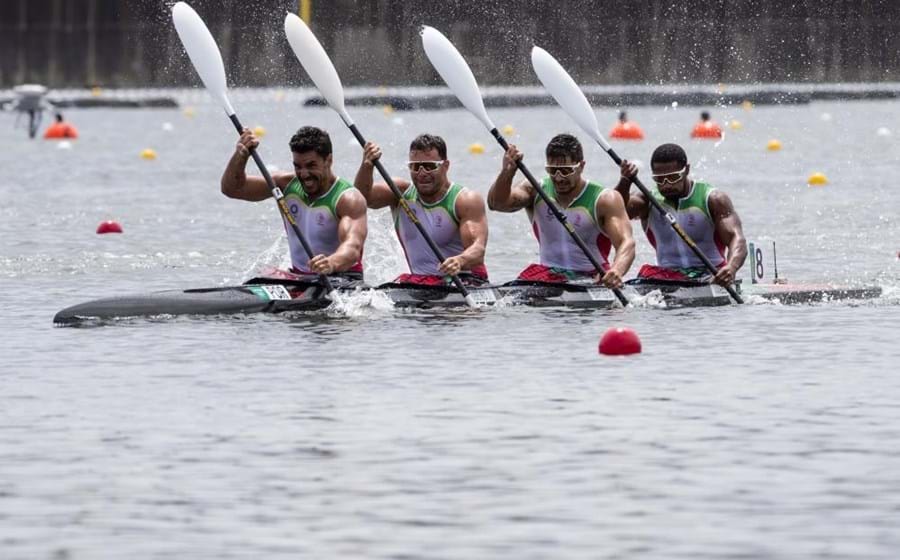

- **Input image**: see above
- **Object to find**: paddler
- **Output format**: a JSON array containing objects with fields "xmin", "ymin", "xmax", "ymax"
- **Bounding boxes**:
[
  {"xmin": 489, "ymin": 133, "xmax": 635, "ymax": 289},
  {"xmin": 616, "ymin": 143, "xmax": 747, "ymax": 287},
  {"xmin": 43, "ymin": 113, "xmax": 79, "ymax": 139},
  {"xmin": 221, "ymin": 126, "xmax": 367, "ymax": 278},
  {"xmin": 354, "ymin": 134, "xmax": 489, "ymax": 286}
]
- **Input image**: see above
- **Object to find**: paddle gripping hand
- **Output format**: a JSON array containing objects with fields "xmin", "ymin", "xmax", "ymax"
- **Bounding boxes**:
[
  {"xmin": 235, "ymin": 128, "xmax": 259, "ymax": 158},
  {"xmin": 597, "ymin": 269, "xmax": 624, "ymax": 290},
  {"xmin": 308, "ymin": 254, "xmax": 336, "ymax": 275},
  {"xmin": 439, "ymin": 255, "xmax": 465, "ymax": 276},
  {"xmin": 619, "ymin": 160, "xmax": 638, "ymax": 182},
  {"xmin": 712, "ymin": 265, "xmax": 736, "ymax": 287},
  {"xmin": 502, "ymin": 144, "xmax": 523, "ymax": 174},
  {"xmin": 361, "ymin": 142, "xmax": 382, "ymax": 168}
]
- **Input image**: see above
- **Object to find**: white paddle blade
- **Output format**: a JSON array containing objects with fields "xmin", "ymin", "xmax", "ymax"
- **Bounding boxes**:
[
  {"xmin": 284, "ymin": 13, "xmax": 351, "ymax": 124},
  {"xmin": 420, "ymin": 26, "xmax": 494, "ymax": 131},
  {"xmin": 531, "ymin": 46, "xmax": 610, "ymax": 151},
  {"xmin": 171, "ymin": 2, "xmax": 234, "ymax": 115}
]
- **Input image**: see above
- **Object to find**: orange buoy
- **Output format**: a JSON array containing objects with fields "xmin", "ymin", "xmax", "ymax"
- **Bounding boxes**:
[
  {"xmin": 96, "ymin": 221, "xmax": 123, "ymax": 234},
  {"xmin": 610, "ymin": 111, "xmax": 644, "ymax": 140},
  {"xmin": 610, "ymin": 122, "xmax": 644, "ymax": 140},
  {"xmin": 43, "ymin": 122, "xmax": 78, "ymax": 139},
  {"xmin": 691, "ymin": 121, "xmax": 723, "ymax": 139},
  {"xmin": 691, "ymin": 111, "xmax": 723, "ymax": 139}
]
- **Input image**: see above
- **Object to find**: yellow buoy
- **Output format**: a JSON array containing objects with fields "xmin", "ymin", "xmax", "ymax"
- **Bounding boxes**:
[
  {"xmin": 91, "ymin": 86, "xmax": 102, "ymax": 97},
  {"xmin": 382, "ymin": 104, "xmax": 395, "ymax": 115},
  {"xmin": 183, "ymin": 106, "xmax": 196, "ymax": 118},
  {"xmin": 468, "ymin": 143, "xmax": 485, "ymax": 155},
  {"xmin": 807, "ymin": 172, "xmax": 828, "ymax": 186},
  {"xmin": 502, "ymin": 124, "xmax": 515, "ymax": 136},
  {"xmin": 741, "ymin": 100, "xmax": 753, "ymax": 111},
  {"xmin": 728, "ymin": 120, "xmax": 743, "ymax": 130},
  {"xmin": 766, "ymin": 139, "xmax": 782, "ymax": 151},
  {"xmin": 140, "ymin": 148, "xmax": 157, "ymax": 160},
  {"xmin": 253, "ymin": 125, "xmax": 266, "ymax": 138}
]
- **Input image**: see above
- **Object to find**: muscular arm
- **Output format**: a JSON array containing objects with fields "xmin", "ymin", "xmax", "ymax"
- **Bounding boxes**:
[
  {"xmin": 447, "ymin": 190, "xmax": 488, "ymax": 272},
  {"xmin": 353, "ymin": 142, "xmax": 405, "ymax": 209},
  {"xmin": 327, "ymin": 190, "xmax": 368, "ymax": 272},
  {"xmin": 708, "ymin": 190, "xmax": 747, "ymax": 285},
  {"xmin": 488, "ymin": 145, "xmax": 535, "ymax": 212},
  {"xmin": 220, "ymin": 128, "xmax": 291, "ymax": 201},
  {"xmin": 596, "ymin": 189, "xmax": 636, "ymax": 288},
  {"xmin": 614, "ymin": 160, "xmax": 650, "ymax": 220}
]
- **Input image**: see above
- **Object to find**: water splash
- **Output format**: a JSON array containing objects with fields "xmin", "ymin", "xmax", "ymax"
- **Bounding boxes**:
[{"xmin": 627, "ymin": 290, "xmax": 668, "ymax": 308}]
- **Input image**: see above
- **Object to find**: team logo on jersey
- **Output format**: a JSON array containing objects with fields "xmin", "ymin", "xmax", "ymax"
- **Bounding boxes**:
[
  {"xmin": 688, "ymin": 214, "xmax": 696, "ymax": 227},
  {"xmin": 573, "ymin": 213, "xmax": 582, "ymax": 226},
  {"xmin": 290, "ymin": 203, "xmax": 299, "ymax": 215},
  {"xmin": 435, "ymin": 214, "xmax": 443, "ymax": 228},
  {"xmin": 316, "ymin": 213, "xmax": 326, "ymax": 226}
]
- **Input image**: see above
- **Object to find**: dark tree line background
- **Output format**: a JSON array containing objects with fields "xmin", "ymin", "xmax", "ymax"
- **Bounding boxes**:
[{"xmin": 1, "ymin": 0, "xmax": 897, "ymax": 88}]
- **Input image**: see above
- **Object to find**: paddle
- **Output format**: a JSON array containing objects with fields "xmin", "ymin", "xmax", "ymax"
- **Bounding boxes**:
[
  {"xmin": 420, "ymin": 26, "xmax": 629, "ymax": 307},
  {"xmin": 284, "ymin": 14, "xmax": 477, "ymax": 309},
  {"xmin": 171, "ymin": 2, "xmax": 338, "ymax": 299},
  {"xmin": 530, "ymin": 46, "xmax": 743, "ymax": 304}
]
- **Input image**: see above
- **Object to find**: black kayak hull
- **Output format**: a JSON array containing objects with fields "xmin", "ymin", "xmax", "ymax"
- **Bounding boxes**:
[{"xmin": 53, "ymin": 277, "xmax": 882, "ymax": 325}]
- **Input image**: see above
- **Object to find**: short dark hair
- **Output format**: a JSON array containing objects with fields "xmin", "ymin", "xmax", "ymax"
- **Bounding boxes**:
[
  {"xmin": 651, "ymin": 143, "xmax": 688, "ymax": 168},
  {"xmin": 289, "ymin": 126, "xmax": 332, "ymax": 157},
  {"xmin": 409, "ymin": 134, "xmax": 447, "ymax": 159},
  {"xmin": 700, "ymin": 111, "xmax": 711, "ymax": 121},
  {"xmin": 545, "ymin": 133, "xmax": 583, "ymax": 162}
]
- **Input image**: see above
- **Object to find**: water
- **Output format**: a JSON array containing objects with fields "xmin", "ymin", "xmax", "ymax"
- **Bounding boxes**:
[{"xmin": 2, "ymin": 94, "xmax": 899, "ymax": 559}]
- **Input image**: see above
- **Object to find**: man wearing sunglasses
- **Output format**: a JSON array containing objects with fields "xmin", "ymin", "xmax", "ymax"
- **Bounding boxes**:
[
  {"xmin": 221, "ymin": 126, "xmax": 368, "ymax": 278},
  {"xmin": 489, "ymin": 133, "xmax": 635, "ymax": 289},
  {"xmin": 354, "ymin": 134, "xmax": 489, "ymax": 285},
  {"xmin": 616, "ymin": 143, "xmax": 746, "ymax": 287}
]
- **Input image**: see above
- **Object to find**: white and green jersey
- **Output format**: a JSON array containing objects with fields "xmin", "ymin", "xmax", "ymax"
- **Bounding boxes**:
[
  {"xmin": 392, "ymin": 183, "xmax": 488, "ymax": 278},
  {"xmin": 645, "ymin": 180, "xmax": 726, "ymax": 269},
  {"xmin": 282, "ymin": 176, "xmax": 363, "ymax": 274},
  {"xmin": 526, "ymin": 178, "xmax": 611, "ymax": 273}
]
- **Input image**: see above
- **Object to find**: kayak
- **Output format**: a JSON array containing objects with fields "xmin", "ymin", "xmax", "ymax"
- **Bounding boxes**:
[{"xmin": 52, "ymin": 273, "xmax": 882, "ymax": 325}]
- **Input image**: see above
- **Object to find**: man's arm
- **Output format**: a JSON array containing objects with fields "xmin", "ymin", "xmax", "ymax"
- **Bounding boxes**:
[
  {"xmin": 614, "ymin": 160, "xmax": 650, "ymax": 220},
  {"xmin": 308, "ymin": 189, "xmax": 368, "ymax": 274},
  {"xmin": 221, "ymin": 128, "xmax": 291, "ymax": 201},
  {"xmin": 708, "ymin": 190, "xmax": 747, "ymax": 287},
  {"xmin": 596, "ymin": 189, "xmax": 636, "ymax": 289},
  {"xmin": 353, "ymin": 142, "xmax": 407, "ymax": 209},
  {"xmin": 439, "ymin": 190, "xmax": 488, "ymax": 276},
  {"xmin": 487, "ymin": 144, "xmax": 535, "ymax": 212}
]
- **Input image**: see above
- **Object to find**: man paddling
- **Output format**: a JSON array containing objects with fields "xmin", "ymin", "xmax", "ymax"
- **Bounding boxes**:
[
  {"xmin": 221, "ymin": 126, "xmax": 367, "ymax": 277},
  {"xmin": 616, "ymin": 143, "xmax": 746, "ymax": 287},
  {"xmin": 354, "ymin": 134, "xmax": 489, "ymax": 285},
  {"xmin": 489, "ymin": 133, "xmax": 635, "ymax": 289}
]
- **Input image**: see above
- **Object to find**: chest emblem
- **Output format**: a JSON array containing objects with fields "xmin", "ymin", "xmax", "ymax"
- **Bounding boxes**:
[{"xmin": 316, "ymin": 213, "xmax": 326, "ymax": 227}]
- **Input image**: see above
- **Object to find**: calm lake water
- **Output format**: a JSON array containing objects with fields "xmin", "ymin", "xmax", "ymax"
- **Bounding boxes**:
[{"xmin": 1, "ymin": 91, "xmax": 899, "ymax": 559}]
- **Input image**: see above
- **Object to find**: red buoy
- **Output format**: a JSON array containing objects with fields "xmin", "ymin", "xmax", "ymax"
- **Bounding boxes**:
[
  {"xmin": 598, "ymin": 327, "xmax": 642, "ymax": 356},
  {"xmin": 96, "ymin": 221, "xmax": 123, "ymax": 234}
]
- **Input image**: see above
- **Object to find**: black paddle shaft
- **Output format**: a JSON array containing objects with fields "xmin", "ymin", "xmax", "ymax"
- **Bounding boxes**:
[
  {"xmin": 228, "ymin": 114, "xmax": 336, "ymax": 294},
  {"xmin": 490, "ymin": 128, "xmax": 629, "ymax": 306},
  {"xmin": 346, "ymin": 123, "xmax": 473, "ymax": 300},
  {"xmin": 604, "ymin": 147, "xmax": 743, "ymax": 304}
]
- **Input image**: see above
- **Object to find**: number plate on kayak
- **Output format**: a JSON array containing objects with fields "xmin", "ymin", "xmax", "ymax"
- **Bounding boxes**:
[
  {"xmin": 469, "ymin": 288, "xmax": 497, "ymax": 305},
  {"xmin": 248, "ymin": 285, "xmax": 292, "ymax": 301},
  {"xmin": 586, "ymin": 288, "xmax": 613, "ymax": 301}
]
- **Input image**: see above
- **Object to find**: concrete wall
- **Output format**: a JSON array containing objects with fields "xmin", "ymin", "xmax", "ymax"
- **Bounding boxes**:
[{"xmin": 1, "ymin": 0, "xmax": 898, "ymax": 87}]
